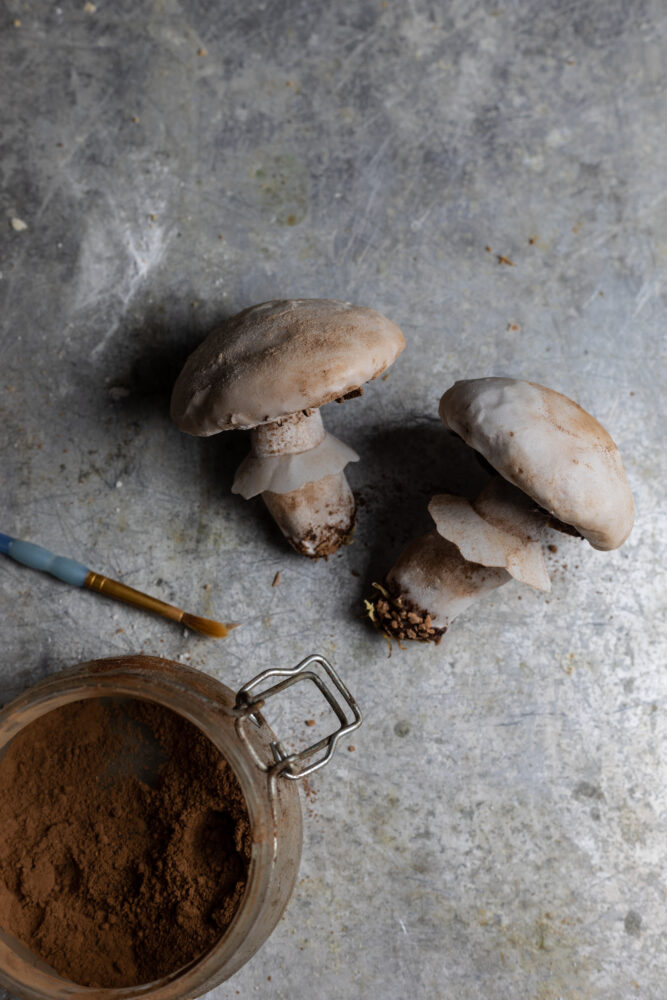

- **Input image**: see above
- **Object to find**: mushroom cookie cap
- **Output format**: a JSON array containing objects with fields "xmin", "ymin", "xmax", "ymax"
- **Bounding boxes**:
[
  {"xmin": 439, "ymin": 377, "xmax": 634, "ymax": 551},
  {"xmin": 171, "ymin": 298, "xmax": 406, "ymax": 435}
]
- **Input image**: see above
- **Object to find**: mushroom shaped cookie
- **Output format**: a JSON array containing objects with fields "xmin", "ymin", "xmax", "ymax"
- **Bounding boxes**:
[
  {"xmin": 171, "ymin": 299, "xmax": 405, "ymax": 557},
  {"xmin": 367, "ymin": 377, "xmax": 634, "ymax": 644}
]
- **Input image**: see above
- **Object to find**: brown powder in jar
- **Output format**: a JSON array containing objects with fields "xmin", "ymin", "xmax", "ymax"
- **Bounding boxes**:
[{"xmin": 0, "ymin": 697, "xmax": 251, "ymax": 988}]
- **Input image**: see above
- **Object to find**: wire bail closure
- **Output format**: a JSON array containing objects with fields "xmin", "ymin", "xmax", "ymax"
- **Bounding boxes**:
[{"xmin": 234, "ymin": 654, "xmax": 362, "ymax": 780}]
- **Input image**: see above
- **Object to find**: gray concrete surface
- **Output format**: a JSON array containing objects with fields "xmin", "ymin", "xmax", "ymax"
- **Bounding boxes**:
[{"xmin": 1, "ymin": 1, "xmax": 666, "ymax": 997}]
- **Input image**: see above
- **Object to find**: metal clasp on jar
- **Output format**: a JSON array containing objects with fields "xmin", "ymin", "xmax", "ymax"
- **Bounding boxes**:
[{"xmin": 232, "ymin": 654, "xmax": 362, "ymax": 780}]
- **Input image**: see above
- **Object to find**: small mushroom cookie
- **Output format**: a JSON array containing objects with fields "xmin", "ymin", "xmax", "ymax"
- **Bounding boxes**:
[
  {"xmin": 368, "ymin": 377, "xmax": 634, "ymax": 644},
  {"xmin": 171, "ymin": 298, "xmax": 405, "ymax": 557}
]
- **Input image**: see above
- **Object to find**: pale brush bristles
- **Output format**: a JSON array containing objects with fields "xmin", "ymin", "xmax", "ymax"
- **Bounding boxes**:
[{"xmin": 181, "ymin": 613, "xmax": 240, "ymax": 638}]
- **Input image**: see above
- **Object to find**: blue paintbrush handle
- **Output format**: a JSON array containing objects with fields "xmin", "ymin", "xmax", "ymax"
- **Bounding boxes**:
[{"xmin": 0, "ymin": 534, "xmax": 90, "ymax": 587}]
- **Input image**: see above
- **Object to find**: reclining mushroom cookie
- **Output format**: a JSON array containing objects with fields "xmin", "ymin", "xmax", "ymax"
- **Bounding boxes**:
[
  {"xmin": 367, "ymin": 377, "xmax": 635, "ymax": 645},
  {"xmin": 171, "ymin": 298, "xmax": 405, "ymax": 557}
]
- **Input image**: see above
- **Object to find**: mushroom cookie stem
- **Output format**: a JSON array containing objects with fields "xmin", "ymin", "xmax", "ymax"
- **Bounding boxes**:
[
  {"xmin": 252, "ymin": 410, "xmax": 356, "ymax": 558},
  {"xmin": 368, "ymin": 533, "xmax": 510, "ymax": 645},
  {"xmin": 264, "ymin": 472, "xmax": 356, "ymax": 558},
  {"xmin": 252, "ymin": 408, "xmax": 325, "ymax": 456}
]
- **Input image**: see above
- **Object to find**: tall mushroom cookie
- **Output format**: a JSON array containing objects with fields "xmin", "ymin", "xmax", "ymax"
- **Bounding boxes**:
[
  {"xmin": 171, "ymin": 299, "xmax": 405, "ymax": 557},
  {"xmin": 368, "ymin": 377, "xmax": 634, "ymax": 644}
]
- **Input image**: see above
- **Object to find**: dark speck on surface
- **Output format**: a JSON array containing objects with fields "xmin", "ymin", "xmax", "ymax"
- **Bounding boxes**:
[{"xmin": 573, "ymin": 781, "xmax": 605, "ymax": 801}]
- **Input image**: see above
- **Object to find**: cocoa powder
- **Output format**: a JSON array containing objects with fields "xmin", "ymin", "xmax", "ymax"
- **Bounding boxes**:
[{"xmin": 0, "ymin": 697, "xmax": 251, "ymax": 988}]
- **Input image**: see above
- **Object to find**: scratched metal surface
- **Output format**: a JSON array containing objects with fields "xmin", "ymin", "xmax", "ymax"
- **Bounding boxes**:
[{"xmin": 1, "ymin": 1, "xmax": 666, "ymax": 998}]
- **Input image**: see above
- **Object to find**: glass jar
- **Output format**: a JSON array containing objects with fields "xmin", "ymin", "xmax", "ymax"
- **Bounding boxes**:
[{"xmin": 0, "ymin": 653, "xmax": 361, "ymax": 1000}]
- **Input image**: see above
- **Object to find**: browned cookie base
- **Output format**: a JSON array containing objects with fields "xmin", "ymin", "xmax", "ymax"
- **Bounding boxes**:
[
  {"xmin": 263, "ymin": 472, "xmax": 357, "ymax": 558},
  {"xmin": 288, "ymin": 511, "xmax": 357, "ymax": 559},
  {"xmin": 366, "ymin": 583, "xmax": 446, "ymax": 645}
]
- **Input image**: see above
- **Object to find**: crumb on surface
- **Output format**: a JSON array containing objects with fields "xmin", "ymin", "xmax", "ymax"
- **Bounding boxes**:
[{"xmin": 272, "ymin": 570, "xmax": 281, "ymax": 587}]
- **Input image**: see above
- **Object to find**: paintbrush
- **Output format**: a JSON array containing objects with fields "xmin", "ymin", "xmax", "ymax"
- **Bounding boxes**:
[{"xmin": 0, "ymin": 533, "xmax": 238, "ymax": 638}]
